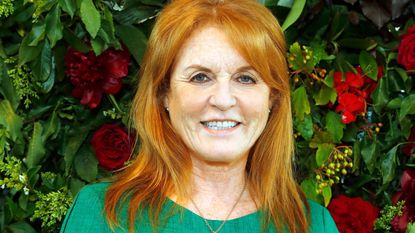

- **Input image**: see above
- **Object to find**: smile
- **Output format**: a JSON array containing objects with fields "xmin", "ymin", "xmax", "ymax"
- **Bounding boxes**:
[{"xmin": 201, "ymin": 121, "xmax": 240, "ymax": 130}]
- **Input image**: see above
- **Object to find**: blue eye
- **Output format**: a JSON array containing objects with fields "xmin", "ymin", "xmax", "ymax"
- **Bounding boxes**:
[
  {"xmin": 237, "ymin": 75, "xmax": 256, "ymax": 84},
  {"xmin": 190, "ymin": 73, "xmax": 210, "ymax": 83}
]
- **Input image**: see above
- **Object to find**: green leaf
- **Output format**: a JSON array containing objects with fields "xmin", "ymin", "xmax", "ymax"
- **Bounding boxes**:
[
  {"xmin": 27, "ymin": 23, "xmax": 46, "ymax": 46},
  {"xmin": 63, "ymin": 29, "xmax": 90, "ymax": 53},
  {"xmin": 394, "ymin": 67, "xmax": 409, "ymax": 82},
  {"xmin": 59, "ymin": 0, "xmax": 76, "ymax": 18},
  {"xmin": 5, "ymin": 221, "xmax": 37, "ymax": 233},
  {"xmin": 91, "ymin": 37, "xmax": 106, "ymax": 56},
  {"xmin": 116, "ymin": 24, "xmax": 147, "ymax": 64},
  {"xmin": 62, "ymin": 130, "xmax": 89, "ymax": 175},
  {"xmin": 338, "ymin": 38, "xmax": 377, "ymax": 50},
  {"xmin": 292, "ymin": 85, "xmax": 310, "ymax": 121},
  {"xmin": 316, "ymin": 143, "xmax": 334, "ymax": 167},
  {"xmin": 399, "ymin": 94, "xmax": 415, "ymax": 121},
  {"xmin": 314, "ymin": 85, "xmax": 337, "ymax": 105},
  {"xmin": 361, "ymin": 138, "xmax": 379, "ymax": 173},
  {"xmin": 381, "ymin": 146, "xmax": 397, "ymax": 185},
  {"xmin": 31, "ymin": 39, "xmax": 52, "ymax": 82},
  {"xmin": 372, "ymin": 77, "xmax": 389, "ymax": 114},
  {"xmin": 0, "ymin": 60, "xmax": 19, "ymax": 110},
  {"xmin": 70, "ymin": 178, "xmax": 85, "ymax": 196},
  {"xmin": 18, "ymin": 36, "xmax": 43, "ymax": 66},
  {"xmin": 45, "ymin": 5, "xmax": 63, "ymax": 47},
  {"xmin": 386, "ymin": 97, "xmax": 402, "ymax": 109},
  {"xmin": 281, "ymin": 0, "xmax": 305, "ymax": 31},
  {"xmin": 42, "ymin": 111, "xmax": 60, "ymax": 140},
  {"xmin": 74, "ymin": 145, "xmax": 98, "ymax": 182},
  {"xmin": 359, "ymin": 50, "xmax": 378, "ymax": 81},
  {"xmin": 325, "ymin": 111, "xmax": 344, "ymax": 142},
  {"xmin": 26, "ymin": 122, "xmax": 46, "ymax": 168},
  {"xmin": 0, "ymin": 100, "xmax": 23, "ymax": 142},
  {"xmin": 80, "ymin": 0, "xmax": 101, "ymax": 38},
  {"xmin": 18, "ymin": 193, "xmax": 28, "ymax": 211},
  {"xmin": 321, "ymin": 186, "xmax": 332, "ymax": 207},
  {"xmin": 300, "ymin": 178, "xmax": 322, "ymax": 204},
  {"xmin": 407, "ymin": 222, "xmax": 415, "ymax": 233},
  {"xmin": 295, "ymin": 115, "xmax": 313, "ymax": 140},
  {"xmin": 39, "ymin": 57, "xmax": 56, "ymax": 93}
]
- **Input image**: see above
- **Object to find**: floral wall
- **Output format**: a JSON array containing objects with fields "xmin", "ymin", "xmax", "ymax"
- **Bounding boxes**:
[{"xmin": 0, "ymin": 0, "xmax": 414, "ymax": 232}]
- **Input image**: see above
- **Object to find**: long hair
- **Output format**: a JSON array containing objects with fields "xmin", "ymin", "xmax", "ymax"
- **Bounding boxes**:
[{"xmin": 104, "ymin": 0, "xmax": 310, "ymax": 232}]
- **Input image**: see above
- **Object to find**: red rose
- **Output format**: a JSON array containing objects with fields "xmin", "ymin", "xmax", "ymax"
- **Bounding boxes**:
[
  {"xmin": 328, "ymin": 195, "xmax": 379, "ymax": 233},
  {"xmin": 391, "ymin": 169, "xmax": 415, "ymax": 233},
  {"xmin": 402, "ymin": 127, "xmax": 415, "ymax": 157},
  {"xmin": 65, "ymin": 47, "xmax": 130, "ymax": 108},
  {"xmin": 91, "ymin": 124, "xmax": 134, "ymax": 170},
  {"xmin": 397, "ymin": 25, "xmax": 415, "ymax": 74},
  {"xmin": 335, "ymin": 92, "xmax": 366, "ymax": 124}
]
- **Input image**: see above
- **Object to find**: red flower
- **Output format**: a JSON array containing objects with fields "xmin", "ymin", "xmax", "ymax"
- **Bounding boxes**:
[
  {"xmin": 328, "ymin": 195, "xmax": 379, "ymax": 233},
  {"xmin": 402, "ymin": 127, "xmax": 415, "ymax": 157},
  {"xmin": 65, "ymin": 47, "xmax": 130, "ymax": 108},
  {"xmin": 391, "ymin": 169, "xmax": 415, "ymax": 233},
  {"xmin": 91, "ymin": 124, "xmax": 135, "ymax": 170},
  {"xmin": 397, "ymin": 25, "xmax": 415, "ymax": 74},
  {"xmin": 335, "ymin": 92, "xmax": 366, "ymax": 124}
]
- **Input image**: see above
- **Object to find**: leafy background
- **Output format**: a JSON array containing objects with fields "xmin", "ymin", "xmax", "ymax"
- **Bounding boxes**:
[{"xmin": 0, "ymin": 0, "xmax": 414, "ymax": 232}]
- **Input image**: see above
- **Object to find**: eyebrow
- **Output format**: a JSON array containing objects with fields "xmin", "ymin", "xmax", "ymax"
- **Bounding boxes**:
[{"xmin": 183, "ymin": 64, "xmax": 256, "ymax": 73}]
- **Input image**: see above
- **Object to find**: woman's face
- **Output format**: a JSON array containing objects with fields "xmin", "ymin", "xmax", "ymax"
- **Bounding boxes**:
[{"xmin": 165, "ymin": 26, "xmax": 272, "ymax": 164}]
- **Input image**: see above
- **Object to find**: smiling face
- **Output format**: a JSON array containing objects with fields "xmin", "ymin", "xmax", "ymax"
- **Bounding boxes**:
[{"xmin": 164, "ymin": 26, "xmax": 272, "ymax": 164}]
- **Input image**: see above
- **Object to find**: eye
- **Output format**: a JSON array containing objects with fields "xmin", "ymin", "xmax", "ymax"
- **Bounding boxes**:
[
  {"xmin": 236, "ymin": 74, "xmax": 256, "ymax": 84},
  {"xmin": 190, "ymin": 73, "xmax": 210, "ymax": 83}
]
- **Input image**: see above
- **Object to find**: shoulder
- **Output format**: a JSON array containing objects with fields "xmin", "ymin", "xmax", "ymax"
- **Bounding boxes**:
[
  {"xmin": 307, "ymin": 200, "xmax": 340, "ymax": 233},
  {"xmin": 60, "ymin": 182, "xmax": 113, "ymax": 233}
]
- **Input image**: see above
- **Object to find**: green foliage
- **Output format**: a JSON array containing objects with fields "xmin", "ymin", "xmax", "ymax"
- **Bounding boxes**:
[
  {"xmin": 0, "ymin": 0, "xmax": 15, "ymax": 18},
  {"xmin": 32, "ymin": 188, "xmax": 73, "ymax": 232},
  {"xmin": 374, "ymin": 200, "xmax": 405, "ymax": 233}
]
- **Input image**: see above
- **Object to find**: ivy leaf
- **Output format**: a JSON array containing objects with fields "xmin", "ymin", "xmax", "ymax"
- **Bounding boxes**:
[
  {"xmin": 381, "ymin": 146, "xmax": 397, "ymax": 185},
  {"xmin": 59, "ymin": 0, "xmax": 76, "ymax": 18},
  {"xmin": 281, "ymin": 0, "xmax": 305, "ymax": 31},
  {"xmin": 314, "ymin": 85, "xmax": 337, "ymax": 106},
  {"xmin": 74, "ymin": 145, "xmax": 98, "ymax": 182},
  {"xmin": 31, "ymin": 39, "xmax": 52, "ymax": 82},
  {"xmin": 26, "ymin": 122, "xmax": 46, "ymax": 168},
  {"xmin": 80, "ymin": 0, "xmax": 101, "ymax": 38},
  {"xmin": 325, "ymin": 111, "xmax": 344, "ymax": 142},
  {"xmin": 116, "ymin": 24, "xmax": 147, "ymax": 64},
  {"xmin": 359, "ymin": 50, "xmax": 378, "ymax": 81},
  {"xmin": 292, "ymin": 85, "xmax": 310, "ymax": 121},
  {"xmin": 0, "ymin": 100, "xmax": 23, "ymax": 142},
  {"xmin": 45, "ymin": 6, "xmax": 63, "ymax": 48},
  {"xmin": 316, "ymin": 143, "xmax": 334, "ymax": 167},
  {"xmin": 295, "ymin": 115, "xmax": 313, "ymax": 141},
  {"xmin": 399, "ymin": 94, "xmax": 415, "ymax": 121}
]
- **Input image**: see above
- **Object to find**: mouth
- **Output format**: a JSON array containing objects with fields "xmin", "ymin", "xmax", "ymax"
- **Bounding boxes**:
[{"xmin": 200, "ymin": 120, "xmax": 241, "ymax": 130}]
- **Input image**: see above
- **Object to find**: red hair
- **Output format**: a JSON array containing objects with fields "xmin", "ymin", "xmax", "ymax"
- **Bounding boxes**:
[{"xmin": 104, "ymin": 0, "xmax": 310, "ymax": 232}]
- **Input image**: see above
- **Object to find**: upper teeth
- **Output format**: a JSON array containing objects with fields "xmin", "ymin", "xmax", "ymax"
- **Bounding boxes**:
[{"xmin": 204, "ymin": 121, "xmax": 238, "ymax": 129}]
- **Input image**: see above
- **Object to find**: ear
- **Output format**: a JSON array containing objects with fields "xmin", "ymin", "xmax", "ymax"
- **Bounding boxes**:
[{"xmin": 163, "ymin": 95, "xmax": 169, "ymax": 109}]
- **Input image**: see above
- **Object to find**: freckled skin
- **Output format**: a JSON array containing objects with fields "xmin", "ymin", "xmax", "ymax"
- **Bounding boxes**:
[{"xmin": 165, "ymin": 26, "xmax": 271, "ymax": 165}]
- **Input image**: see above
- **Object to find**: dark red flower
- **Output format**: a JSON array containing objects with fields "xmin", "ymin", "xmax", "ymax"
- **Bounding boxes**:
[
  {"xmin": 397, "ymin": 25, "xmax": 415, "ymax": 74},
  {"xmin": 391, "ymin": 170, "xmax": 415, "ymax": 233},
  {"xmin": 91, "ymin": 124, "xmax": 135, "ymax": 170},
  {"xmin": 328, "ymin": 195, "xmax": 379, "ymax": 233},
  {"xmin": 402, "ymin": 127, "xmax": 415, "ymax": 157},
  {"xmin": 65, "ymin": 47, "xmax": 130, "ymax": 108}
]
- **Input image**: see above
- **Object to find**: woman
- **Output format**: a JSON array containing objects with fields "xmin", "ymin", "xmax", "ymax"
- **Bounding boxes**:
[{"xmin": 61, "ymin": 0, "xmax": 339, "ymax": 232}]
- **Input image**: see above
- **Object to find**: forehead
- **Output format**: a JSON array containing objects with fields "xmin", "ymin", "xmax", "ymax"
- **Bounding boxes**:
[{"xmin": 173, "ymin": 26, "xmax": 251, "ymax": 72}]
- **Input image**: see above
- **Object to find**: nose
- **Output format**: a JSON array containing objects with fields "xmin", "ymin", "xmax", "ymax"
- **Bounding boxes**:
[{"xmin": 208, "ymin": 80, "xmax": 236, "ymax": 111}]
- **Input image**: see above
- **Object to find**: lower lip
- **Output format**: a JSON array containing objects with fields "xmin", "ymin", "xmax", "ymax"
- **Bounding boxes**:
[{"xmin": 201, "ymin": 123, "xmax": 240, "ymax": 135}]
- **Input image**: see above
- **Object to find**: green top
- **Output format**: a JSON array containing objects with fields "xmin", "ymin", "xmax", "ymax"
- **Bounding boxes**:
[{"xmin": 60, "ymin": 182, "xmax": 339, "ymax": 233}]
